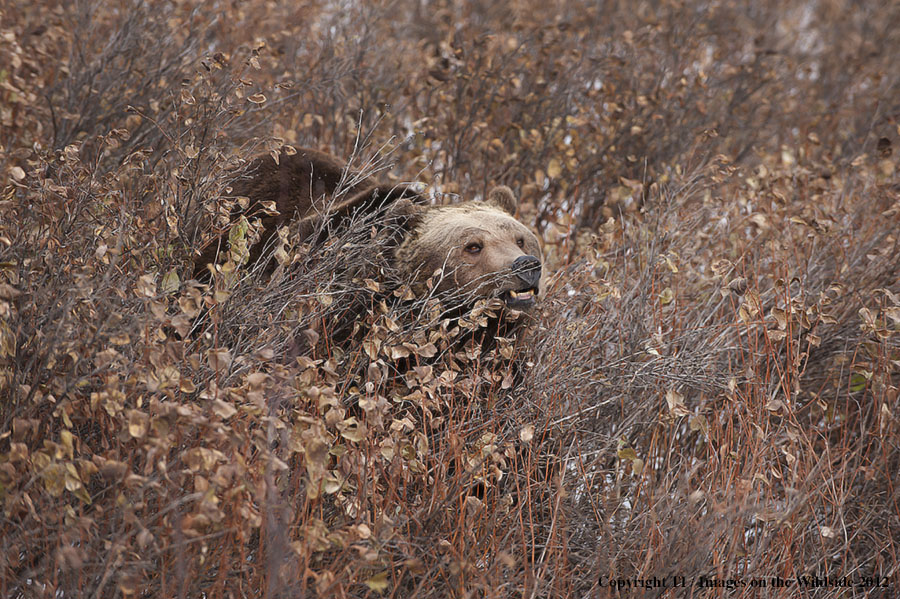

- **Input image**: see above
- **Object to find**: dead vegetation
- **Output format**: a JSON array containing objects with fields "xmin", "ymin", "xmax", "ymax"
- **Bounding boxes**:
[{"xmin": 1, "ymin": 0, "xmax": 899, "ymax": 597}]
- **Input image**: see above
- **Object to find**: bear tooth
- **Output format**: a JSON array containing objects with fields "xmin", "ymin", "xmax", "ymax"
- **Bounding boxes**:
[{"xmin": 509, "ymin": 289, "xmax": 534, "ymax": 300}]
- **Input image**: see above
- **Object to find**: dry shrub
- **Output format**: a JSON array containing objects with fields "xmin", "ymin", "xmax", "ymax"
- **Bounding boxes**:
[{"xmin": 1, "ymin": 0, "xmax": 899, "ymax": 598}]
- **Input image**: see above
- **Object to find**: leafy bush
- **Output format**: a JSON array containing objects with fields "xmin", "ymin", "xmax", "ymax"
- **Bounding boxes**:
[{"xmin": 1, "ymin": 1, "xmax": 898, "ymax": 597}]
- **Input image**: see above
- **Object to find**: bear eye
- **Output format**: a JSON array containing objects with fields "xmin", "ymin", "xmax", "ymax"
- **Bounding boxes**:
[
  {"xmin": 465, "ymin": 242, "xmax": 483, "ymax": 255},
  {"xmin": 516, "ymin": 237, "xmax": 525, "ymax": 248}
]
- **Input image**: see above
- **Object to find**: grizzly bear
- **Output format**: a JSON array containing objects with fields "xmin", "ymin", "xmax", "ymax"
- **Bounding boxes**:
[{"xmin": 194, "ymin": 147, "xmax": 544, "ymax": 311}]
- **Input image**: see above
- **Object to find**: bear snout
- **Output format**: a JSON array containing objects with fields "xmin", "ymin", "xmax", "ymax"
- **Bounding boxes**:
[{"xmin": 511, "ymin": 255, "xmax": 542, "ymax": 289}]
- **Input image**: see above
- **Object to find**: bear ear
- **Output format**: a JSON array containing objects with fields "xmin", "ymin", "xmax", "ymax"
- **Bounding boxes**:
[
  {"xmin": 384, "ymin": 197, "xmax": 425, "ymax": 231},
  {"xmin": 486, "ymin": 185, "xmax": 517, "ymax": 215},
  {"xmin": 378, "ymin": 197, "xmax": 425, "ymax": 249}
]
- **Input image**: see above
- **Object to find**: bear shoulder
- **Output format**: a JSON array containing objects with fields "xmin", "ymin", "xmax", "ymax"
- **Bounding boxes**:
[{"xmin": 194, "ymin": 148, "xmax": 422, "ymax": 279}]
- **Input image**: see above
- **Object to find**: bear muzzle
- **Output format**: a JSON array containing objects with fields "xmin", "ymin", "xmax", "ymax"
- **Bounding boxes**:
[{"xmin": 502, "ymin": 255, "xmax": 542, "ymax": 308}]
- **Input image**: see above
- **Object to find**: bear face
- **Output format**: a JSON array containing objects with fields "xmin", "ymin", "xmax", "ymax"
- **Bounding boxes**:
[{"xmin": 394, "ymin": 189, "xmax": 544, "ymax": 310}]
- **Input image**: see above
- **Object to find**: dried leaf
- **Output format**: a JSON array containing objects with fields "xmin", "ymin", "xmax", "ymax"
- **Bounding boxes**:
[
  {"xmin": 415, "ymin": 343, "xmax": 438, "ymax": 358},
  {"xmin": 207, "ymin": 348, "xmax": 233, "ymax": 372},
  {"xmin": 136, "ymin": 274, "xmax": 156, "ymax": 297},
  {"xmin": 519, "ymin": 424, "xmax": 535, "ymax": 442},
  {"xmin": 665, "ymin": 389, "xmax": 689, "ymax": 416},
  {"xmin": 212, "ymin": 399, "xmax": 237, "ymax": 419},
  {"xmin": 771, "ymin": 307, "xmax": 787, "ymax": 330}
]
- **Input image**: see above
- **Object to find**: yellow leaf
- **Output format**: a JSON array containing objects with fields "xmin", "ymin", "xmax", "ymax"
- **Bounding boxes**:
[
  {"xmin": 161, "ymin": 269, "xmax": 180, "ymax": 294},
  {"xmin": 41, "ymin": 463, "xmax": 66, "ymax": 497},
  {"xmin": 365, "ymin": 572, "xmax": 389, "ymax": 593},
  {"xmin": 60, "ymin": 430, "xmax": 75, "ymax": 459},
  {"xmin": 0, "ymin": 320, "xmax": 16, "ymax": 358},
  {"xmin": 631, "ymin": 458, "xmax": 644, "ymax": 475},
  {"xmin": 127, "ymin": 410, "xmax": 149, "ymax": 438},
  {"xmin": 659, "ymin": 287, "xmax": 674, "ymax": 305},
  {"xmin": 664, "ymin": 254, "xmax": 678, "ymax": 273},
  {"xmin": 547, "ymin": 159, "xmax": 562, "ymax": 179},
  {"xmin": 64, "ymin": 462, "xmax": 82, "ymax": 489},
  {"xmin": 617, "ymin": 447, "xmax": 637, "ymax": 461}
]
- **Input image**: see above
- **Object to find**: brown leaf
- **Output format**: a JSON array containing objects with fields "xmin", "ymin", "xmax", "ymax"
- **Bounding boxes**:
[
  {"xmin": 211, "ymin": 399, "xmax": 236, "ymax": 419},
  {"xmin": 207, "ymin": 348, "xmax": 232, "ymax": 372},
  {"xmin": 519, "ymin": 424, "xmax": 535, "ymax": 442},
  {"xmin": 665, "ymin": 389, "xmax": 689, "ymax": 417}
]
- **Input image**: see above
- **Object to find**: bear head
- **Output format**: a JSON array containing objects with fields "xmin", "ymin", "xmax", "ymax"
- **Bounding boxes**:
[{"xmin": 389, "ymin": 186, "xmax": 544, "ymax": 310}]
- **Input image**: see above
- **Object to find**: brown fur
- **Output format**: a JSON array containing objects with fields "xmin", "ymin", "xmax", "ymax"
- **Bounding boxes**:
[
  {"xmin": 194, "ymin": 148, "xmax": 544, "ymax": 309},
  {"xmin": 194, "ymin": 148, "xmax": 420, "ymax": 279}
]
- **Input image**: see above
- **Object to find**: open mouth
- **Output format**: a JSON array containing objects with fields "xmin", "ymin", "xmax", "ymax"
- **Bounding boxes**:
[{"xmin": 501, "ymin": 286, "xmax": 538, "ymax": 308}]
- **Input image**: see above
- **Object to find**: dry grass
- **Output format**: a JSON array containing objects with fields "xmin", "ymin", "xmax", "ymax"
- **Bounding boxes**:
[{"xmin": 1, "ymin": 0, "xmax": 899, "ymax": 597}]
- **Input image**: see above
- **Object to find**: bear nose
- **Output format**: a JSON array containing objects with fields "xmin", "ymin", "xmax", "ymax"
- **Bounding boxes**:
[{"xmin": 512, "ymin": 255, "xmax": 542, "ymax": 288}]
